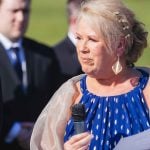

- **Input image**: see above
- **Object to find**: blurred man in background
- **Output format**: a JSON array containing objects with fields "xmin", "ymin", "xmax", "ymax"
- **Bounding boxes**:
[
  {"xmin": 0, "ymin": 79, "xmax": 2, "ymax": 134},
  {"xmin": 0, "ymin": 0, "xmax": 60, "ymax": 149},
  {"xmin": 53, "ymin": 0, "xmax": 84, "ymax": 84}
]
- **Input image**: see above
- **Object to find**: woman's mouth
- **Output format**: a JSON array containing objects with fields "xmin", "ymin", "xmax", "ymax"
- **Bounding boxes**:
[{"xmin": 81, "ymin": 57, "xmax": 93, "ymax": 65}]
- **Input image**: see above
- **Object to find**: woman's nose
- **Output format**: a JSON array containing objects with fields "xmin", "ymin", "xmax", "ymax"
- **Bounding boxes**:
[{"xmin": 78, "ymin": 40, "xmax": 89, "ymax": 53}]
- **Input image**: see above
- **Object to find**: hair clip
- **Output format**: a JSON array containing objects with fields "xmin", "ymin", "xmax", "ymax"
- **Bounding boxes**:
[
  {"xmin": 114, "ymin": 11, "xmax": 131, "ymax": 39},
  {"xmin": 121, "ymin": 19, "xmax": 126, "ymax": 23},
  {"xmin": 125, "ymin": 34, "xmax": 130, "ymax": 39},
  {"xmin": 123, "ymin": 26, "xmax": 129, "ymax": 30},
  {"xmin": 114, "ymin": 11, "xmax": 120, "ymax": 15}
]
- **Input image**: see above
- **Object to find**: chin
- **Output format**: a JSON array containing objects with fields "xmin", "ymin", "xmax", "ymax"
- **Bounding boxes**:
[
  {"xmin": 82, "ymin": 68, "xmax": 94, "ymax": 76},
  {"xmin": 14, "ymin": 30, "xmax": 24, "ymax": 36},
  {"xmin": 83, "ymin": 68, "xmax": 100, "ymax": 78},
  {"xmin": 11, "ymin": 37, "xmax": 20, "ymax": 42}
]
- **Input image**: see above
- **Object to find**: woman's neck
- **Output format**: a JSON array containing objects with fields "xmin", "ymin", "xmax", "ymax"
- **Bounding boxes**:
[{"xmin": 86, "ymin": 67, "xmax": 141, "ymax": 96}]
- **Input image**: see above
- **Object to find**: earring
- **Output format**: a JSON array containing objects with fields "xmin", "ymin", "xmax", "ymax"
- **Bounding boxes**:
[{"xmin": 112, "ymin": 56, "xmax": 122, "ymax": 75}]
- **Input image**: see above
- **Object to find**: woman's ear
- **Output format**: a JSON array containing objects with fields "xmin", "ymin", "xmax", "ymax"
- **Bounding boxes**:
[{"xmin": 117, "ymin": 38, "xmax": 125, "ymax": 56}]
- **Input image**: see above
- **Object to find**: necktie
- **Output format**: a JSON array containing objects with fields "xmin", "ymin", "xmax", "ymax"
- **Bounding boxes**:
[{"xmin": 11, "ymin": 47, "xmax": 23, "ymax": 81}]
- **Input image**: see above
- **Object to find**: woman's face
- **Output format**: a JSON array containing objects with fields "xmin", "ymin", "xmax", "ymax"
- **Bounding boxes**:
[{"xmin": 76, "ymin": 18, "xmax": 115, "ymax": 78}]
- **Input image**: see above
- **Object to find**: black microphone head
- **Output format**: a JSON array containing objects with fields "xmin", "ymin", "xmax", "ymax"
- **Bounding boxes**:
[{"xmin": 71, "ymin": 103, "xmax": 86, "ymax": 122}]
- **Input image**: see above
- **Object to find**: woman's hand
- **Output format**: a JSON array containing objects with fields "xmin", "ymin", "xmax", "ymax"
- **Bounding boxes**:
[{"xmin": 64, "ymin": 132, "xmax": 93, "ymax": 150}]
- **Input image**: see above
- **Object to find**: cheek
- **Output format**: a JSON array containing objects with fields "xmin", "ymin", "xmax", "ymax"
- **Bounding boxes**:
[
  {"xmin": 76, "ymin": 42, "xmax": 79, "ymax": 51},
  {"xmin": 76, "ymin": 47, "xmax": 80, "ymax": 58},
  {"xmin": 92, "ymin": 48, "xmax": 113, "ymax": 67},
  {"xmin": 90, "ymin": 45, "xmax": 103, "ymax": 59}
]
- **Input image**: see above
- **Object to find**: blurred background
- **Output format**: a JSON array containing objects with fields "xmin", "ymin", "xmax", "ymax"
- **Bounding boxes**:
[{"xmin": 26, "ymin": 0, "xmax": 150, "ymax": 66}]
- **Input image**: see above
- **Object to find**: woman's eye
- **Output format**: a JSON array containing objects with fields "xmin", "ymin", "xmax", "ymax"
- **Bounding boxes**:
[
  {"xmin": 76, "ymin": 36, "xmax": 81, "ymax": 40},
  {"xmin": 89, "ymin": 38, "xmax": 97, "ymax": 42}
]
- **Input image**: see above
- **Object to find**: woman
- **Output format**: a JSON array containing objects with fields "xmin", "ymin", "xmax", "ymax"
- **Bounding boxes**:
[{"xmin": 30, "ymin": 0, "xmax": 150, "ymax": 149}]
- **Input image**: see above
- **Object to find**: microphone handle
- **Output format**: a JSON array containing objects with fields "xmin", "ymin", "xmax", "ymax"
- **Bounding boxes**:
[{"xmin": 74, "ymin": 121, "xmax": 85, "ymax": 135}]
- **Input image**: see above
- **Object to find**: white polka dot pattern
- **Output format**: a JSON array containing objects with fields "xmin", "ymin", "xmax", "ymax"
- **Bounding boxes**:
[{"xmin": 64, "ymin": 70, "xmax": 150, "ymax": 149}]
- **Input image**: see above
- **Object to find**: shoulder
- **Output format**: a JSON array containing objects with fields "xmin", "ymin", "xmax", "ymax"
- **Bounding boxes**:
[
  {"xmin": 23, "ymin": 37, "xmax": 50, "ymax": 49},
  {"xmin": 60, "ymin": 74, "xmax": 85, "ymax": 88},
  {"xmin": 54, "ymin": 36, "xmax": 69, "ymax": 47},
  {"xmin": 53, "ymin": 36, "xmax": 74, "ymax": 51},
  {"xmin": 45, "ymin": 75, "xmax": 84, "ymax": 112},
  {"xmin": 23, "ymin": 37, "xmax": 56, "ymax": 57},
  {"xmin": 53, "ymin": 74, "xmax": 85, "ymax": 95},
  {"xmin": 137, "ymin": 66, "xmax": 150, "ymax": 87},
  {"xmin": 137, "ymin": 66, "xmax": 150, "ymax": 74},
  {"xmin": 138, "ymin": 67, "xmax": 150, "ymax": 107}
]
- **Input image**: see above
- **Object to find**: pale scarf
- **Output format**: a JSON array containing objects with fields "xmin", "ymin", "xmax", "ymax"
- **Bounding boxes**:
[{"xmin": 30, "ymin": 75, "xmax": 84, "ymax": 150}]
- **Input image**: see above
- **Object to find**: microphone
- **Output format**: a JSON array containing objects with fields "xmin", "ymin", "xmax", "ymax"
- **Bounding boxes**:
[{"xmin": 71, "ymin": 103, "xmax": 86, "ymax": 135}]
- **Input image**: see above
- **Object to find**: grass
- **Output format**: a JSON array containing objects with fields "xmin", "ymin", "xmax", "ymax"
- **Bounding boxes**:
[
  {"xmin": 26, "ymin": 0, "xmax": 150, "ymax": 66},
  {"xmin": 26, "ymin": 0, "xmax": 67, "ymax": 45}
]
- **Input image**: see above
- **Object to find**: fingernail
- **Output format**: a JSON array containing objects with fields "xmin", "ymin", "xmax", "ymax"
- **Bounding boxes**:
[{"xmin": 91, "ymin": 134, "xmax": 94, "ymax": 139}]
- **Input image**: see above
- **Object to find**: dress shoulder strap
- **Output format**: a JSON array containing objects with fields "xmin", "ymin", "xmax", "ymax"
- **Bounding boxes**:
[
  {"xmin": 80, "ymin": 75, "xmax": 87, "ymax": 94},
  {"xmin": 137, "ymin": 68, "xmax": 149, "ymax": 90}
]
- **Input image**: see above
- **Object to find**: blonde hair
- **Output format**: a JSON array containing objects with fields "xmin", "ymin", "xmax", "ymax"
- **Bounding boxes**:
[{"xmin": 77, "ymin": 0, "xmax": 148, "ymax": 66}]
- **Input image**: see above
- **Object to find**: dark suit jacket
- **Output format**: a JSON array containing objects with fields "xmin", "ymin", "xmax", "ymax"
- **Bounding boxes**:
[
  {"xmin": 53, "ymin": 36, "xmax": 83, "ymax": 84},
  {"xmin": 0, "ymin": 80, "xmax": 2, "ymax": 134},
  {"xmin": 0, "ymin": 37, "xmax": 61, "ymax": 149}
]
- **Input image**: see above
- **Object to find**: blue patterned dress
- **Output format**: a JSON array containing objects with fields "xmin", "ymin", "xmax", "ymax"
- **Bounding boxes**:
[{"xmin": 64, "ymin": 69, "xmax": 150, "ymax": 150}]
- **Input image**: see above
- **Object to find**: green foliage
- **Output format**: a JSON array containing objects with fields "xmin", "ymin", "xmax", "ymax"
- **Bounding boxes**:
[
  {"xmin": 26, "ymin": 0, "xmax": 67, "ymax": 45},
  {"xmin": 123, "ymin": 0, "xmax": 150, "ymax": 66},
  {"xmin": 26, "ymin": 0, "xmax": 150, "ymax": 66}
]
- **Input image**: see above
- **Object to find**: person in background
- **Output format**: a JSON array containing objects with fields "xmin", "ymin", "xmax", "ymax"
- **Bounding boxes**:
[
  {"xmin": 0, "ymin": 0, "xmax": 60, "ymax": 149},
  {"xmin": 0, "ymin": 79, "xmax": 2, "ymax": 134},
  {"xmin": 53, "ymin": 0, "xmax": 83, "ymax": 84},
  {"xmin": 30, "ymin": 0, "xmax": 150, "ymax": 149}
]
